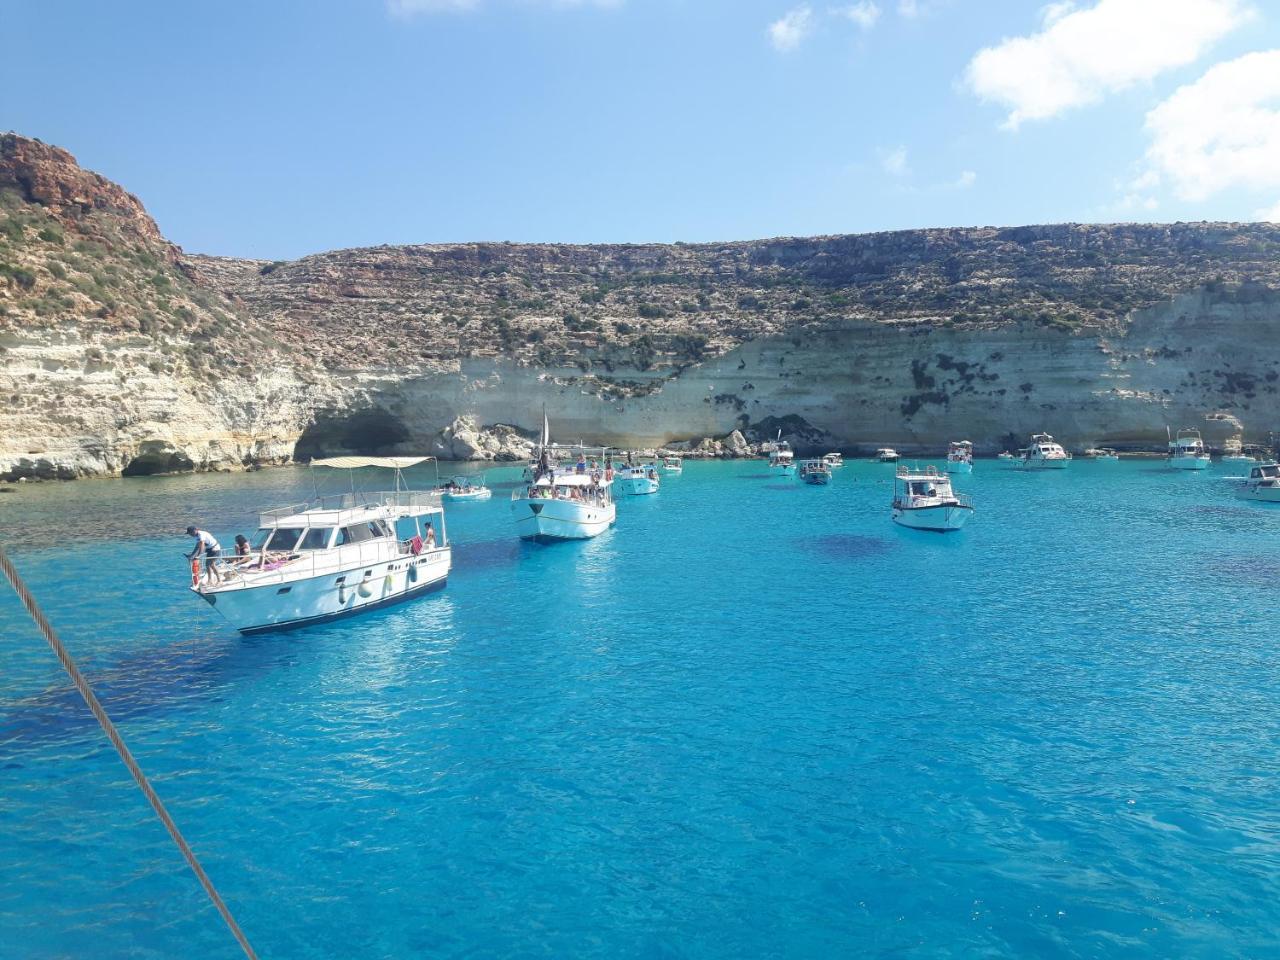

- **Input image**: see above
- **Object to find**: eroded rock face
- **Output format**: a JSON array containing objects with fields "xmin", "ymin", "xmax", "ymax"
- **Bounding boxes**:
[{"xmin": 4, "ymin": 132, "xmax": 1280, "ymax": 479}]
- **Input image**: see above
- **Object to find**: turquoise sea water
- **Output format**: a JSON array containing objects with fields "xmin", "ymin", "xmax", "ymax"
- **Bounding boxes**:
[{"xmin": 2, "ymin": 459, "xmax": 1280, "ymax": 959}]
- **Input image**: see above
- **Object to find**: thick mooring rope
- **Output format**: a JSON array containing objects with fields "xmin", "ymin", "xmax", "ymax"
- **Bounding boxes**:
[{"xmin": 0, "ymin": 542, "xmax": 258, "ymax": 960}]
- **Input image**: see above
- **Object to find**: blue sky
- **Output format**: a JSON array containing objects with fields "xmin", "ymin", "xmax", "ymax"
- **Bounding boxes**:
[{"xmin": 4, "ymin": 0, "xmax": 1278, "ymax": 258}]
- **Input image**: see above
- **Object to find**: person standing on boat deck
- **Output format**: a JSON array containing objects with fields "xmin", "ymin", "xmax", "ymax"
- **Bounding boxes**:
[
  {"xmin": 186, "ymin": 526, "xmax": 222, "ymax": 584},
  {"xmin": 423, "ymin": 522, "xmax": 436, "ymax": 549}
]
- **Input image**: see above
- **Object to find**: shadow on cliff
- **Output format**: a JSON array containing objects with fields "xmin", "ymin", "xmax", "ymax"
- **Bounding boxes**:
[{"xmin": 294, "ymin": 407, "xmax": 413, "ymax": 460}]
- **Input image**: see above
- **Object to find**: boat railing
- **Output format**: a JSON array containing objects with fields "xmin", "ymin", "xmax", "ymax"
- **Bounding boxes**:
[
  {"xmin": 191, "ymin": 537, "xmax": 449, "ymax": 590},
  {"xmin": 258, "ymin": 490, "xmax": 442, "ymax": 526}
]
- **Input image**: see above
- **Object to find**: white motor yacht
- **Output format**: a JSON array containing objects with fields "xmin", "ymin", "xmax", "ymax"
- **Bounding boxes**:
[
  {"xmin": 875, "ymin": 448, "xmax": 900, "ymax": 462},
  {"xmin": 189, "ymin": 456, "xmax": 450, "ymax": 634},
  {"xmin": 945, "ymin": 440, "xmax": 974, "ymax": 474},
  {"xmin": 821, "ymin": 452, "xmax": 844, "ymax": 468},
  {"xmin": 766, "ymin": 432, "xmax": 796, "ymax": 472},
  {"xmin": 1233, "ymin": 462, "xmax": 1280, "ymax": 502},
  {"xmin": 614, "ymin": 459, "xmax": 661, "ymax": 496},
  {"xmin": 1083, "ymin": 447, "xmax": 1119, "ymax": 461},
  {"xmin": 511, "ymin": 470, "xmax": 616, "ymax": 541},
  {"xmin": 1021, "ymin": 433, "xmax": 1071, "ymax": 469},
  {"xmin": 1221, "ymin": 437, "xmax": 1257, "ymax": 464},
  {"xmin": 1168, "ymin": 428, "xmax": 1211, "ymax": 470},
  {"xmin": 891, "ymin": 465, "xmax": 973, "ymax": 532},
  {"xmin": 798, "ymin": 459, "xmax": 833, "ymax": 485},
  {"xmin": 661, "ymin": 455, "xmax": 683, "ymax": 474}
]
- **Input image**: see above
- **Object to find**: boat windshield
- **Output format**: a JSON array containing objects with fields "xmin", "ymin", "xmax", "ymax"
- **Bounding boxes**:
[
  {"xmin": 299, "ymin": 527, "xmax": 334, "ymax": 550},
  {"xmin": 264, "ymin": 527, "xmax": 304, "ymax": 552}
]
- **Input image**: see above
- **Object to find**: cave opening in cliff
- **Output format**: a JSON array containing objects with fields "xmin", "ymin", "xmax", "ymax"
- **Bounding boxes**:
[{"xmin": 293, "ymin": 407, "xmax": 413, "ymax": 461}]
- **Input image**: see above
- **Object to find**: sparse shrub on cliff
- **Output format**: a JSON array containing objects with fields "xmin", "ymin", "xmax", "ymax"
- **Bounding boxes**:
[
  {"xmin": 259, "ymin": 261, "xmax": 286, "ymax": 275},
  {"xmin": 37, "ymin": 226, "xmax": 63, "ymax": 245},
  {"xmin": 0, "ymin": 262, "xmax": 36, "ymax": 289},
  {"xmin": 638, "ymin": 303, "xmax": 667, "ymax": 320}
]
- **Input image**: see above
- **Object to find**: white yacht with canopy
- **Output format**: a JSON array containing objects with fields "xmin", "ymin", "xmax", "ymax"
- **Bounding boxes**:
[
  {"xmin": 188, "ymin": 456, "xmax": 451, "ymax": 634},
  {"xmin": 512, "ymin": 421, "xmax": 617, "ymax": 542}
]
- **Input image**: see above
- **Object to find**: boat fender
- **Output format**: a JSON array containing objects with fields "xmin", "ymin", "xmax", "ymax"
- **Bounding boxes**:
[
  {"xmin": 384, "ymin": 572, "xmax": 394, "ymax": 593},
  {"xmin": 190, "ymin": 558, "xmax": 201, "ymax": 589},
  {"xmin": 408, "ymin": 564, "xmax": 419, "ymax": 583},
  {"xmin": 357, "ymin": 573, "xmax": 374, "ymax": 598}
]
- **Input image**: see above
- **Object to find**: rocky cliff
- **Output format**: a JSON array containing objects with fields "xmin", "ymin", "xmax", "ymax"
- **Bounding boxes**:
[{"xmin": 4, "ymin": 132, "xmax": 1280, "ymax": 480}]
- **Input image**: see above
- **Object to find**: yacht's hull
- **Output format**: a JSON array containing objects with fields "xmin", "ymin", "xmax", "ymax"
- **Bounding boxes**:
[
  {"xmin": 1023, "ymin": 458, "xmax": 1070, "ymax": 469},
  {"xmin": 1236, "ymin": 483, "xmax": 1280, "ymax": 503},
  {"xmin": 892, "ymin": 503, "xmax": 973, "ymax": 532},
  {"xmin": 1169, "ymin": 456, "xmax": 1210, "ymax": 470},
  {"xmin": 196, "ymin": 548, "xmax": 452, "ymax": 634},
  {"xmin": 512, "ymin": 497, "xmax": 615, "ymax": 541},
  {"xmin": 617, "ymin": 476, "xmax": 660, "ymax": 496},
  {"xmin": 946, "ymin": 460, "xmax": 973, "ymax": 474},
  {"xmin": 801, "ymin": 472, "xmax": 831, "ymax": 485}
]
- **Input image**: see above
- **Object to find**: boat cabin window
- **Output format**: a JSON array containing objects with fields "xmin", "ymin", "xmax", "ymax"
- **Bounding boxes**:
[
  {"xmin": 300, "ymin": 527, "xmax": 334, "ymax": 551},
  {"xmin": 336, "ymin": 523, "xmax": 377, "ymax": 546},
  {"xmin": 250, "ymin": 528, "xmax": 272, "ymax": 550},
  {"xmin": 265, "ymin": 527, "xmax": 304, "ymax": 552},
  {"xmin": 394, "ymin": 516, "xmax": 422, "ymax": 541}
]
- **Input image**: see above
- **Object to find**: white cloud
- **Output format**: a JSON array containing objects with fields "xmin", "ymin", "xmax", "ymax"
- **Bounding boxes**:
[
  {"xmin": 964, "ymin": 0, "xmax": 1253, "ymax": 129},
  {"xmin": 389, "ymin": 0, "xmax": 618, "ymax": 15},
  {"xmin": 768, "ymin": 6, "xmax": 815, "ymax": 52},
  {"xmin": 836, "ymin": 2, "xmax": 881, "ymax": 29},
  {"xmin": 898, "ymin": 0, "xmax": 920, "ymax": 17},
  {"xmin": 1141, "ymin": 49, "xmax": 1280, "ymax": 206},
  {"xmin": 879, "ymin": 145, "xmax": 910, "ymax": 177},
  {"xmin": 1257, "ymin": 201, "xmax": 1280, "ymax": 221},
  {"xmin": 955, "ymin": 169, "xmax": 977, "ymax": 189}
]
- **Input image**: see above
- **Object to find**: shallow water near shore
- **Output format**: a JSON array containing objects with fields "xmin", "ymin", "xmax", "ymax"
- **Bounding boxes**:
[{"xmin": 2, "ymin": 459, "xmax": 1280, "ymax": 958}]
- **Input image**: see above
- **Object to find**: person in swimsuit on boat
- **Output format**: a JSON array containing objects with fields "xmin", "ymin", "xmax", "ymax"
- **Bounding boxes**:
[
  {"xmin": 423, "ymin": 522, "xmax": 436, "ymax": 549},
  {"xmin": 186, "ymin": 526, "xmax": 222, "ymax": 584}
]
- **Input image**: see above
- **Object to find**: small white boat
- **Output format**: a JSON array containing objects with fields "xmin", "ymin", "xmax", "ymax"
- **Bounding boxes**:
[
  {"xmin": 798, "ymin": 460, "xmax": 832, "ymax": 485},
  {"xmin": 766, "ymin": 432, "xmax": 796, "ymax": 472},
  {"xmin": 1084, "ymin": 447, "xmax": 1119, "ymax": 461},
  {"xmin": 190, "ymin": 456, "xmax": 451, "ymax": 634},
  {"xmin": 1233, "ymin": 462, "xmax": 1280, "ymax": 502},
  {"xmin": 661, "ymin": 455, "xmax": 683, "ymax": 474},
  {"xmin": 1168, "ymin": 428, "xmax": 1211, "ymax": 470},
  {"xmin": 996, "ymin": 451, "xmax": 1015, "ymax": 461},
  {"xmin": 891, "ymin": 465, "xmax": 973, "ymax": 532},
  {"xmin": 875, "ymin": 448, "xmax": 900, "ymax": 463},
  {"xmin": 1021, "ymin": 433, "xmax": 1071, "ymax": 469},
  {"xmin": 821, "ymin": 452, "xmax": 844, "ymax": 468},
  {"xmin": 614, "ymin": 460, "xmax": 661, "ymax": 496},
  {"xmin": 1221, "ymin": 438, "xmax": 1259, "ymax": 464},
  {"xmin": 945, "ymin": 440, "xmax": 974, "ymax": 474},
  {"xmin": 441, "ymin": 475, "xmax": 492, "ymax": 501},
  {"xmin": 511, "ymin": 471, "xmax": 615, "ymax": 541}
]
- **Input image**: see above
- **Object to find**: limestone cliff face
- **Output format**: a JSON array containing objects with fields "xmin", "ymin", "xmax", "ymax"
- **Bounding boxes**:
[{"xmin": 3, "ymin": 132, "xmax": 1280, "ymax": 479}]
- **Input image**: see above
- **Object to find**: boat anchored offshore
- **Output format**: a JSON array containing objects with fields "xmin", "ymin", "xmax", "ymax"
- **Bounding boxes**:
[
  {"xmin": 614, "ymin": 459, "xmax": 661, "ymax": 496},
  {"xmin": 1233, "ymin": 462, "xmax": 1280, "ymax": 502},
  {"xmin": 661, "ymin": 455, "xmax": 683, "ymax": 474},
  {"xmin": 188, "ymin": 456, "xmax": 451, "ymax": 634},
  {"xmin": 512, "ymin": 429, "xmax": 616, "ymax": 542},
  {"xmin": 1084, "ymin": 447, "xmax": 1119, "ymax": 461},
  {"xmin": 1221, "ymin": 437, "xmax": 1258, "ymax": 464},
  {"xmin": 945, "ymin": 440, "xmax": 974, "ymax": 474},
  {"xmin": 441, "ymin": 475, "xmax": 492, "ymax": 501},
  {"xmin": 891, "ymin": 465, "xmax": 973, "ymax": 532},
  {"xmin": 766, "ymin": 432, "xmax": 795, "ymax": 472},
  {"xmin": 798, "ymin": 459, "xmax": 833, "ymax": 485},
  {"xmin": 1021, "ymin": 433, "xmax": 1071, "ymax": 469},
  {"xmin": 822, "ymin": 452, "xmax": 844, "ymax": 468},
  {"xmin": 1168, "ymin": 428, "xmax": 1211, "ymax": 470},
  {"xmin": 875, "ymin": 448, "xmax": 901, "ymax": 462}
]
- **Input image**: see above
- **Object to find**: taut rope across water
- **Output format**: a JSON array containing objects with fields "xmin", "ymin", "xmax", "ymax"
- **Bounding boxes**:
[{"xmin": 0, "ymin": 542, "xmax": 258, "ymax": 960}]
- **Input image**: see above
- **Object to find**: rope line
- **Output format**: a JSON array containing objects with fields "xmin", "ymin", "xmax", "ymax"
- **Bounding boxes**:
[{"xmin": 0, "ymin": 542, "xmax": 258, "ymax": 960}]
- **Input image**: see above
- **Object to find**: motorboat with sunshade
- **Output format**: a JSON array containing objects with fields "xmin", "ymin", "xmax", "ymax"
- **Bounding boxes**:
[
  {"xmin": 798, "ymin": 460, "xmax": 832, "ymax": 485},
  {"xmin": 946, "ymin": 440, "xmax": 974, "ymax": 474},
  {"xmin": 188, "ymin": 456, "xmax": 450, "ymax": 634},
  {"xmin": 1021, "ymin": 433, "xmax": 1071, "ymax": 469},
  {"xmin": 822, "ymin": 452, "xmax": 844, "ymax": 468},
  {"xmin": 891, "ymin": 465, "xmax": 973, "ymax": 532},
  {"xmin": 1083, "ymin": 447, "xmax": 1119, "ymax": 460},
  {"xmin": 875, "ymin": 448, "xmax": 900, "ymax": 462},
  {"xmin": 1168, "ymin": 428, "xmax": 1210, "ymax": 470},
  {"xmin": 661, "ymin": 455, "xmax": 683, "ymax": 474},
  {"xmin": 1221, "ymin": 437, "xmax": 1260, "ymax": 464}
]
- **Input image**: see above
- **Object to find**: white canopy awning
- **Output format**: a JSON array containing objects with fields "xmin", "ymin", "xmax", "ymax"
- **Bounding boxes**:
[{"xmin": 310, "ymin": 456, "xmax": 434, "ymax": 470}]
